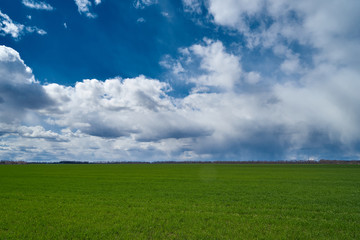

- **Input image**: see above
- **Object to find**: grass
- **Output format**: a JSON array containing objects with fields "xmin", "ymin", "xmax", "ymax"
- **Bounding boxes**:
[{"xmin": 0, "ymin": 164, "xmax": 359, "ymax": 239}]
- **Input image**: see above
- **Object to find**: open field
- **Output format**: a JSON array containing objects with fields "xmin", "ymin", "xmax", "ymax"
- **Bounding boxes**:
[{"xmin": 0, "ymin": 164, "xmax": 359, "ymax": 239}]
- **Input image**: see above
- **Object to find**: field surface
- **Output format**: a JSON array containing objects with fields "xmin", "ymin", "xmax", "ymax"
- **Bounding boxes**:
[{"xmin": 0, "ymin": 164, "xmax": 359, "ymax": 239}]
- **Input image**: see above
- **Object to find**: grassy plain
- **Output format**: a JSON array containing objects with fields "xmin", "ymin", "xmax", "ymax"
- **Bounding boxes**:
[{"xmin": 0, "ymin": 164, "xmax": 359, "ymax": 239}]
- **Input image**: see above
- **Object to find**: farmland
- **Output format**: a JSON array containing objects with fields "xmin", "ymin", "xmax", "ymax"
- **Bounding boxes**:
[{"xmin": 0, "ymin": 164, "xmax": 359, "ymax": 239}]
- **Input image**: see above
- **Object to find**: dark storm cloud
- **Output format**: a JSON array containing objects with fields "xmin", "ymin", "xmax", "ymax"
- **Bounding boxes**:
[
  {"xmin": 0, "ymin": 46, "xmax": 54, "ymax": 123},
  {"xmin": 82, "ymin": 123, "xmax": 135, "ymax": 138},
  {"xmin": 136, "ymin": 124, "xmax": 213, "ymax": 142},
  {"xmin": 0, "ymin": 81, "xmax": 54, "ymax": 110}
]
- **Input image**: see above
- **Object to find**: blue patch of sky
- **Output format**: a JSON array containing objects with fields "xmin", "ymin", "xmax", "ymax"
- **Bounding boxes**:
[{"xmin": 0, "ymin": 0, "xmax": 242, "ymax": 89}]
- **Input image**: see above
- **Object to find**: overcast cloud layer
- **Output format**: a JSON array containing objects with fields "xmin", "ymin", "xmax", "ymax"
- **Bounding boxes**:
[{"xmin": 0, "ymin": 0, "xmax": 359, "ymax": 161}]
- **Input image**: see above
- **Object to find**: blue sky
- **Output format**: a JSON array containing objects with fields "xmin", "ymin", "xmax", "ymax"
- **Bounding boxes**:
[
  {"xmin": 1, "ymin": 0, "xmax": 360, "ymax": 162},
  {"xmin": 1, "ymin": 0, "xmax": 208, "ymax": 84}
]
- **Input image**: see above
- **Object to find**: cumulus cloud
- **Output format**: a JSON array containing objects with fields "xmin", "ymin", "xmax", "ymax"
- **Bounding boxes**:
[
  {"xmin": 0, "ymin": 10, "xmax": 47, "ymax": 39},
  {"xmin": 188, "ymin": 39, "xmax": 242, "ymax": 90},
  {"xmin": 0, "ymin": 45, "xmax": 215, "ymax": 162},
  {"xmin": 42, "ymin": 75, "xmax": 212, "ymax": 143},
  {"xmin": 22, "ymin": 0, "xmax": 54, "ymax": 11},
  {"xmin": 162, "ymin": 39, "xmax": 245, "ymax": 91}
]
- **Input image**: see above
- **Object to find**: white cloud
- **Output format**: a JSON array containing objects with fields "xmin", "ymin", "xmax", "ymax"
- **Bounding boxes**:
[
  {"xmin": 280, "ymin": 57, "xmax": 300, "ymax": 75},
  {"xmin": 208, "ymin": 0, "xmax": 262, "ymax": 29},
  {"xmin": 0, "ymin": 10, "xmax": 47, "ymax": 39},
  {"xmin": 181, "ymin": 39, "xmax": 242, "ymax": 90},
  {"xmin": 26, "ymin": 26, "xmax": 47, "ymax": 35},
  {"xmin": 246, "ymin": 72, "xmax": 261, "ymax": 84},
  {"xmin": 161, "ymin": 12, "xmax": 169, "ymax": 18},
  {"xmin": 17, "ymin": 126, "xmax": 67, "ymax": 142},
  {"xmin": 0, "ymin": 45, "xmax": 24, "ymax": 63},
  {"xmin": 182, "ymin": 0, "xmax": 203, "ymax": 14},
  {"xmin": 159, "ymin": 55, "xmax": 185, "ymax": 75},
  {"xmin": 0, "ymin": 11, "xmax": 24, "ymax": 39},
  {"xmin": 137, "ymin": 17, "xmax": 146, "ymax": 23},
  {"xmin": 22, "ymin": 0, "xmax": 54, "ymax": 11},
  {"xmin": 74, "ymin": 0, "xmax": 96, "ymax": 18},
  {"xmin": 133, "ymin": 0, "xmax": 158, "ymax": 9},
  {"xmin": 94, "ymin": 0, "xmax": 102, "ymax": 5}
]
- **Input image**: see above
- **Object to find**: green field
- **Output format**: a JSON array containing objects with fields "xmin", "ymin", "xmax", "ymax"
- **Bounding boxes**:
[{"xmin": 0, "ymin": 164, "xmax": 359, "ymax": 239}]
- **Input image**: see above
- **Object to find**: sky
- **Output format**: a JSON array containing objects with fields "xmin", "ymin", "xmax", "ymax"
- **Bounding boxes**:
[{"xmin": 0, "ymin": 0, "xmax": 360, "ymax": 162}]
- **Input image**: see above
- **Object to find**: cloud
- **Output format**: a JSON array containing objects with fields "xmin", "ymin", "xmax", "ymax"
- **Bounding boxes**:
[
  {"xmin": 42, "ymin": 76, "xmax": 211, "ymax": 143},
  {"xmin": 0, "ymin": 45, "xmax": 54, "ymax": 124},
  {"xmin": 25, "ymin": 26, "xmax": 47, "ymax": 35},
  {"xmin": 161, "ymin": 12, "xmax": 170, "ymax": 18},
  {"xmin": 0, "ymin": 123, "xmax": 16, "ymax": 136},
  {"xmin": 22, "ymin": 0, "xmax": 54, "ymax": 11},
  {"xmin": 133, "ymin": 0, "xmax": 158, "ymax": 9},
  {"xmin": 0, "ymin": 10, "xmax": 47, "ymax": 39},
  {"xmin": 74, "ymin": 0, "xmax": 96, "ymax": 18},
  {"xmin": 137, "ymin": 17, "xmax": 146, "ymax": 23},
  {"xmin": 94, "ymin": 0, "xmax": 102, "ymax": 5},
  {"xmin": 134, "ymin": 113, "xmax": 212, "ymax": 142},
  {"xmin": 245, "ymin": 72, "xmax": 261, "ymax": 84},
  {"xmin": 205, "ymin": 0, "xmax": 360, "ymax": 65},
  {"xmin": 208, "ymin": 0, "xmax": 263, "ymax": 28},
  {"xmin": 182, "ymin": 0, "xmax": 203, "ymax": 14},
  {"xmin": 0, "ymin": 11, "xmax": 25, "ymax": 39},
  {"xmin": 17, "ymin": 126, "xmax": 68, "ymax": 142},
  {"xmin": 194, "ymin": 0, "xmax": 360, "ymax": 160},
  {"xmin": 188, "ymin": 39, "xmax": 242, "ymax": 90},
  {"xmin": 163, "ymin": 39, "xmax": 243, "ymax": 91},
  {"xmin": 157, "ymin": 28, "xmax": 360, "ymax": 160}
]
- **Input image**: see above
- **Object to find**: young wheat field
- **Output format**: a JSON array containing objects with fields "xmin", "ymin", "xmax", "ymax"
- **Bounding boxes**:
[{"xmin": 0, "ymin": 164, "xmax": 359, "ymax": 239}]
